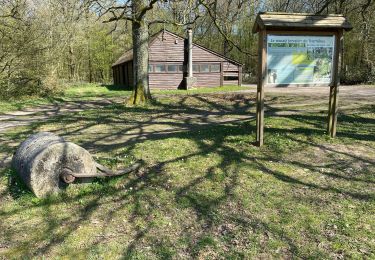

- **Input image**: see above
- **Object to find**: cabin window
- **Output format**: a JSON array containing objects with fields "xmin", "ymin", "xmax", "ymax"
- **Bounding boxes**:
[
  {"xmin": 154, "ymin": 64, "xmax": 166, "ymax": 73},
  {"xmin": 149, "ymin": 63, "xmax": 222, "ymax": 74},
  {"xmin": 167, "ymin": 65, "xmax": 178, "ymax": 73},
  {"xmin": 210, "ymin": 64, "xmax": 220, "ymax": 72},
  {"xmin": 224, "ymin": 76, "xmax": 239, "ymax": 81},
  {"xmin": 200, "ymin": 64, "xmax": 210, "ymax": 73}
]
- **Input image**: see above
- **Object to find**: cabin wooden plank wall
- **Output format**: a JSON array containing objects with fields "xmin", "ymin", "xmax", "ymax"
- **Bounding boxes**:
[
  {"xmin": 223, "ymin": 61, "xmax": 240, "ymax": 86},
  {"xmin": 113, "ymin": 30, "xmax": 242, "ymax": 90},
  {"xmin": 149, "ymin": 33, "xmax": 185, "ymax": 62},
  {"xmin": 149, "ymin": 31, "xmax": 241, "ymax": 89},
  {"xmin": 148, "ymin": 32, "xmax": 185, "ymax": 89},
  {"xmin": 195, "ymin": 72, "xmax": 221, "ymax": 87},
  {"xmin": 149, "ymin": 73, "xmax": 184, "ymax": 89},
  {"xmin": 191, "ymin": 46, "xmax": 226, "ymax": 62},
  {"xmin": 148, "ymin": 32, "xmax": 227, "ymax": 89},
  {"xmin": 223, "ymin": 62, "xmax": 239, "ymax": 71}
]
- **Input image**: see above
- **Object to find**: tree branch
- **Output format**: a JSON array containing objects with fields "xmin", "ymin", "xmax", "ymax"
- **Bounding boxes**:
[
  {"xmin": 315, "ymin": 0, "xmax": 334, "ymax": 14},
  {"xmin": 198, "ymin": 0, "xmax": 255, "ymax": 57},
  {"xmin": 137, "ymin": 0, "xmax": 159, "ymax": 21},
  {"xmin": 149, "ymin": 14, "xmax": 201, "ymax": 26},
  {"xmin": 94, "ymin": 0, "xmax": 134, "ymax": 23}
]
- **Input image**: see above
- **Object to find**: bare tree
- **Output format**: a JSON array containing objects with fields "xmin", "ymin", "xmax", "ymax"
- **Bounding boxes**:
[{"xmin": 95, "ymin": 0, "xmax": 200, "ymax": 104}]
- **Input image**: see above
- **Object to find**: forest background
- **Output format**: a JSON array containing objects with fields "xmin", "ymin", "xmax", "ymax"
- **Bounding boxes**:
[{"xmin": 0, "ymin": 0, "xmax": 374, "ymax": 99}]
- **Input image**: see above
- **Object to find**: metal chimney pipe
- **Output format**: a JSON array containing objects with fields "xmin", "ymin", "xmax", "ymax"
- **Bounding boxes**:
[{"xmin": 187, "ymin": 28, "xmax": 193, "ymax": 77}]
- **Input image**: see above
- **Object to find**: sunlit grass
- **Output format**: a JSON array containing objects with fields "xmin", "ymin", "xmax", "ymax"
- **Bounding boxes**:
[
  {"xmin": 0, "ymin": 83, "xmax": 251, "ymax": 113},
  {"xmin": 0, "ymin": 84, "xmax": 374, "ymax": 258},
  {"xmin": 63, "ymin": 83, "xmax": 132, "ymax": 99}
]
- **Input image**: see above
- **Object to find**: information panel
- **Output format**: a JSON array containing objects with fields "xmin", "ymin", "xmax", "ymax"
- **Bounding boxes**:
[{"xmin": 267, "ymin": 35, "xmax": 335, "ymax": 84}]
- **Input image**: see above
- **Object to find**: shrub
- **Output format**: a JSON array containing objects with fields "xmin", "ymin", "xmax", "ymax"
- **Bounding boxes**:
[{"xmin": 341, "ymin": 66, "xmax": 370, "ymax": 85}]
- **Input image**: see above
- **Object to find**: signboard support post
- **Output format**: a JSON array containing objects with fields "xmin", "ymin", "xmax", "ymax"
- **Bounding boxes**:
[
  {"xmin": 256, "ymin": 30, "xmax": 266, "ymax": 146},
  {"xmin": 252, "ymin": 12, "xmax": 352, "ymax": 146},
  {"xmin": 328, "ymin": 31, "xmax": 343, "ymax": 138}
]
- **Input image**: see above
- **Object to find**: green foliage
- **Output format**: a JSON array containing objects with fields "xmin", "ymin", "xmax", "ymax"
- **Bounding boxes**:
[
  {"xmin": 0, "ymin": 0, "xmax": 50, "ymax": 99},
  {"xmin": 1, "ymin": 0, "xmax": 375, "ymax": 100},
  {"xmin": 341, "ymin": 66, "xmax": 371, "ymax": 85},
  {"xmin": 0, "ymin": 0, "xmax": 132, "ymax": 100}
]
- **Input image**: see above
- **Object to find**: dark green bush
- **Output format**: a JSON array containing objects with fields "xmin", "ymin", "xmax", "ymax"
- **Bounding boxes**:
[{"xmin": 341, "ymin": 66, "xmax": 371, "ymax": 85}]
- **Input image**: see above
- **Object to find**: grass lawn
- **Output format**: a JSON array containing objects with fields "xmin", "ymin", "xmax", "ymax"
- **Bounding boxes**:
[
  {"xmin": 0, "ymin": 83, "xmax": 249, "ymax": 113},
  {"xmin": 0, "ymin": 84, "xmax": 374, "ymax": 258}
]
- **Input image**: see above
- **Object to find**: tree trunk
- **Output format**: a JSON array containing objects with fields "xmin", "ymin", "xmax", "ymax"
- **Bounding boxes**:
[
  {"xmin": 223, "ymin": 39, "xmax": 230, "ymax": 57},
  {"xmin": 87, "ymin": 34, "xmax": 93, "ymax": 83},
  {"xmin": 128, "ymin": 0, "xmax": 151, "ymax": 105},
  {"xmin": 68, "ymin": 45, "xmax": 75, "ymax": 81}
]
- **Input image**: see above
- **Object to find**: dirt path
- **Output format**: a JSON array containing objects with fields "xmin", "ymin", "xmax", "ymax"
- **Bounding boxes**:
[{"xmin": 241, "ymin": 84, "xmax": 375, "ymax": 96}]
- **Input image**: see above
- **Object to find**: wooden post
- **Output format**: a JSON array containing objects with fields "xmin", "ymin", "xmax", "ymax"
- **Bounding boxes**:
[
  {"xmin": 328, "ymin": 84, "xmax": 334, "ymax": 133},
  {"xmin": 118, "ymin": 65, "xmax": 123, "ymax": 85},
  {"xmin": 256, "ymin": 30, "xmax": 266, "ymax": 146},
  {"xmin": 220, "ymin": 62, "xmax": 224, "ymax": 87},
  {"xmin": 113, "ymin": 66, "xmax": 116, "ymax": 85},
  {"xmin": 125, "ymin": 63, "xmax": 127, "ymax": 88},
  {"xmin": 125, "ymin": 63, "xmax": 129, "ymax": 88},
  {"xmin": 115, "ymin": 66, "xmax": 119, "ymax": 85},
  {"xmin": 239, "ymin": 66, "xmax": 242, "ymax": 86},
  {"xmin": 328, "ymin": 30, "xmax": 343, "ymax": 137}
]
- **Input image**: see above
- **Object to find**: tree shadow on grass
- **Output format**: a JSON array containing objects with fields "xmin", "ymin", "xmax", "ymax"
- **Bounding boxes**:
[
  {"xmin": 101, "ymin": 84, "xmax": 128, "ymax": 92},
  {"xmin": 0, "ymin": 93, "xmax": 374, "ymax": 258}
]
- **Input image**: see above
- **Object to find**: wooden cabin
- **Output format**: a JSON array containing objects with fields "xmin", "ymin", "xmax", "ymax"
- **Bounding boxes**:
[{"xmin": 112, "ymin": 30, "xmax": 242, "ymax": 90}]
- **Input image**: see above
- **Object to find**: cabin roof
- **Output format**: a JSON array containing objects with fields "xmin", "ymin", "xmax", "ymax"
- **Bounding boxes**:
[
  {"xmin": 112, "ymin": 30, "xmax": 242, "ymax": 67},
  {"xmin": 112, "ymin": 49, "xmax": 133, "ymax": 66},
  {"xmin": 252, "ymin": 12, "xmax": 353, "ymax": 34}
]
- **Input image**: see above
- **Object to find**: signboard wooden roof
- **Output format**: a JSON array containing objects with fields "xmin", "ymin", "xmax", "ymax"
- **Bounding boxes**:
[{"xmin": 252, "ymin": 12, "xmax": 353, "ymax": 33}]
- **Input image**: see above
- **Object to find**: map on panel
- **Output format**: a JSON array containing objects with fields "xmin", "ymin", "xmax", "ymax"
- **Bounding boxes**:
[{"xmin": 266, "ymin": 35, "xmax": 335, "ymax": 84}]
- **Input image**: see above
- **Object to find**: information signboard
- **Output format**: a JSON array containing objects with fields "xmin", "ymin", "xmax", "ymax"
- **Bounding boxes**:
[{"xmin": 266, "ymin": 35, "xmax": 335, "ymax": 85}]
